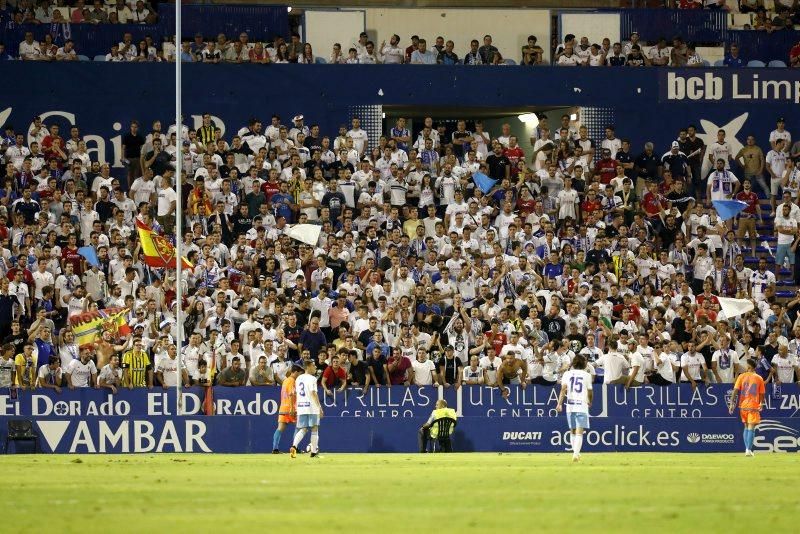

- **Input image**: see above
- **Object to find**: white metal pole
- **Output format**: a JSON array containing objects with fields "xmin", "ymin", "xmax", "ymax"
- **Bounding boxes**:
[{"xmin": 174, "ymin": 0, "xmax": 183, "ymax": 416}]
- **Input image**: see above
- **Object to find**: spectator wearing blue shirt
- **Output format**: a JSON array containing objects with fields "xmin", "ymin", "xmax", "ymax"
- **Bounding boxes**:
[
  {"xmin": 416, "ymin": 293, "xmax": 442, "ymax": 325},
  {"xmin": 298, "ymin": 315, "xmax": 327, "ymax": 363},
  {"xmin": 365, "ymin": 331, "xmax": 390, "ymax": 359},
  {"xmin": 723, "ymin": 43, "xmax": 746, "ymax": 67},
  {"xmin": 410, "ymin": 39, "xmax": 437, "ymax": 64},
  {"xmin": 543, "ymin": 252, "xmax": 563, "ymax": 280},
  {"xmin": 33, "ymin": 324, "xmax": 57, "ymax": 365},
  {"xmin": 271, "ymin": 181, "xmax": 295, "ymax": 223},
  {"xmin": 437, "ymin": 40, "xmax": 459, "ymax": 65}
]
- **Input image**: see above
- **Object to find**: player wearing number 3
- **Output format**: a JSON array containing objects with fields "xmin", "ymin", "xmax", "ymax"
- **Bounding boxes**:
[
  {"xmin": 728, "ymin": 358, "xmax": 765, "ymax": 457},
  {"xmin": 556, "ymin": 354, "xmax": 593, "ymax": 462},
  {"xmin": 290, "ymin": 360, "xmax": 324, "ymax": 459}
]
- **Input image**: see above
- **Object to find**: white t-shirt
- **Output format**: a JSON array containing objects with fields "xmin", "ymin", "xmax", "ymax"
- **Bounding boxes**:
[
  {"xmin": 680, "ymin": 352, "xmax": 706, "ymax": 381},
  {"xmin": 295, "ymin": 373, "xmax": 320, "ymax": 415},
  {"xmin": 654, "ymin": 352, "xmax": 677, "ymax": 383},
  {"xmin": 157, "ymin": 356, "xmax": 181, "ymax": 387},
  {"xmin": 766, "ymin": 150, "xmax": 787, "ymax": 178},
  {"xmin": 707, "ymin": 170, "xmax": 738, "ymax": 201},
  {"xmin": 347, "ymin": 128, "xmax": 369, "ymax": 155},
  {"xmin": 711, "ymin": 349, "xmax": 739, "ymax": 383},
  {"xmin": 157, "ymin": 186, "xmax": 177, "ymax": 217},
  {"xmin": 596, "ymin": 351, "xmax": 629, "ymax": 383},
  {"xmin": 627, "ymin": 351, "xmax": 646, "ymax": 383},
  {"xmin": 67, "ymin": 359, "xmax": 97, "ymax": 387},
  {"xmin": 772, "ymin": 354, "xmax": 797, "ymax": 383},
  {"xmin": 412, "ymin": 359, "xmax": 436, "ymax": 385},
  {"xmin": 561, "ymin": 368, "xmax": 592, "ymax": 414}
]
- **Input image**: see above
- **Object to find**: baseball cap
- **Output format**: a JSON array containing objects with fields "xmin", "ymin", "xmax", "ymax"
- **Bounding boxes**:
[
  {"xmin": 445, "ymin": 345, "xmax": 454, "ymax": 350},
  {"xmin": 778, "ymin": 117, "xmax": 786, "ymax": 122},
  {"xmin": 293, "ymin": 114, "xmax": 304, "ymax": 122},
  {"xmin": 671, "ymin": 141, "xmax": 680, "ymax": 148}
]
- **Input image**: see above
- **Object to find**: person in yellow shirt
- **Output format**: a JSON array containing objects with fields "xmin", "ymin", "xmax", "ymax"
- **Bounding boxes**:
[
  {"xmin": 419, "ymin": 399, "xmax": 458, "ymax": 453},
  {"xmin": 272, "ymin": 365, "xmax": 303, "ymax": 454},
  {"xmin": 14, "ymin": 343, "xmax": 38, "ymax": 390},
  {"xmin": 122, "ymin": 337, "xmax": 153, "ymax": 389}
]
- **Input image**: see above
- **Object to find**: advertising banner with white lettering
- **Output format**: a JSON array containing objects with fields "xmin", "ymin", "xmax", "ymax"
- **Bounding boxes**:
[
  {"xmin": 6, "ymin": 415, "xmax": 800, "ymax": 454},
  {"xmin": 3, "ymin": 385, "xmax": 800, "ymax": 420},
  {"xmin": 2, "ymin": 386, "xmax": 800, "ymax": 453}
]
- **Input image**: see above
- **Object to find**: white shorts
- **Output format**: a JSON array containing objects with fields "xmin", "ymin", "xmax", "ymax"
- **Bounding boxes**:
[
  {"xmin": 297, "ymin": 414, "xmax": 320, "ymax": 428},
  {"xmin": 567, "ymin": 412, "xmax": 590, "ymax": 431}
]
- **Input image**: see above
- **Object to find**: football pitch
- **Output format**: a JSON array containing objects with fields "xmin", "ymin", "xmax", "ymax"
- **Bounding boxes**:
[{"xmin": 1, "ymin": 453, "xmax": 798, "ymax": 532}]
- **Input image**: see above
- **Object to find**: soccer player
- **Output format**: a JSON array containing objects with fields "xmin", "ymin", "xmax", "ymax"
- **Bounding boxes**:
[
  {"xmin": 728, "ymin": 358, "xmax": 766, "ymax": 457},
  {"xmin": 556, "ymin": 354, "xmax": 593, "ymax": 462},
  {"xmin": 290, "ymin": 360, "xmax": 323, "ymax": 458},
  {"xmin": 272, "ymin": 365, "xmax": 303, "ymax": 454}
]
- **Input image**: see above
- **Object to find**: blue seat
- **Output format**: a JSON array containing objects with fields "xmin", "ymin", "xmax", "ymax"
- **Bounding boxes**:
[
  {"xmin": 701, "ymin": 60, "xmax": 710, "ymax": 67},
  {"xmin": 713, "ymin": 59, "xmax": 725, "ymax": 67},
  {"xmin": 768, "ymin": 60, "xmax": 787, "ymax": 68},
  {"xmin": 504, "ymin": 59, "xmax": 517, "ymax": 65},
  {"xmin": 314, "ymin": 56, "xmax": 327, "ymax": 64},
  {"xmin": 747, "ymin": 60, "xmax": 766, "ymax": 67},
  {"xmin": 78, "ymin": 54, "xmax": 90, "ymax": 61},
  {"xmin": 93, "ymin": 54, "xmax": 106, "ymax": 62}
]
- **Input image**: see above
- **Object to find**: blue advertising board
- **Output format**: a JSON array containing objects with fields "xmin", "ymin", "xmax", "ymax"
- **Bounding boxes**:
[{"xmin": 2, "ymin": 385, "xmax": 799, "ymax": 453}]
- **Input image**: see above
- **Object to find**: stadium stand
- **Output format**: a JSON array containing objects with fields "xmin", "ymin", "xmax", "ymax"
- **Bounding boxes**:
[{"xmin": 1, "ymin": 2, "xmax": 800, "ymax": 455}]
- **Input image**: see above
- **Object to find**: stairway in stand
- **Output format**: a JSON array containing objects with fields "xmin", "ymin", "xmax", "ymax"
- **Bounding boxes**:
[{"xmin": 732, "ymin": 198, "xmax": 798, "ymax": 300}]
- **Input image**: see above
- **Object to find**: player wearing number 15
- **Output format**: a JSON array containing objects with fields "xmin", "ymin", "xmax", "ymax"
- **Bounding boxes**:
[
  {"xmin": 728, "ymin": 358, "xmax": 765, "ymax": 457},
  {"xmin": 556, "ymin": 354, "xmax": 593, "ymax": 462},
  {"xmin": 290, "ymin": 361, "xmax": 324, "ymax": 459}
]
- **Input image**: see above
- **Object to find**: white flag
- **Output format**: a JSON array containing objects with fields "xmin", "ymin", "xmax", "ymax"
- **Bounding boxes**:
[
  {"xmin": 285, "ymin": 224, "xmax": 321, "ymax": 246},
  {"xmin": 717, "ymin": 297, "xmax": 754, "ymax": 319}
]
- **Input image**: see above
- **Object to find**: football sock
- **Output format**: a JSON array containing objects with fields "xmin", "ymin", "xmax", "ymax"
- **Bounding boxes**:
[
  {"xmin": 746, "ymin": 429, "xmax": 755, "ymax": 451},
  {"xmin": 573, "ymin": 434, "xmax": 583, "ymax": 455},
  {"xmin": 272, "ymin": 428, "xmax": 282, "ymax": 450},
  {"xmin": 293, "ymin": 428, "xmax": 307, "ymax": 448},
  {"xmin": 310, "ymin": 430, "xmax": 319, "ymax": 454},
  {"xmin": 743, "ymin": 428, "xmax": 750, "ymax": 450}
]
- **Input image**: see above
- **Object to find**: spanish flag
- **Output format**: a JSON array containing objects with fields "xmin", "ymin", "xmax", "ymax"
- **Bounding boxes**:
[{"xmin": 136, "ymin": 220, "xmax": 193, "ymax": 269}]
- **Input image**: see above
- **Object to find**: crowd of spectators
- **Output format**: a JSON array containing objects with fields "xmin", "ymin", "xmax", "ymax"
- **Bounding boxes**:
[
  {"xmin": 1, "ymin": 0, "xmax": 157, "ymax": 26},
  {"xmin": 1, "ymin": 109, "xmax": 800, "ymax": 398}
]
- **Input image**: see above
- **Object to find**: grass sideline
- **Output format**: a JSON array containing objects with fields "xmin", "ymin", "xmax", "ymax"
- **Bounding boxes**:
[{"xmin": 1, "ymin": 453, "xmax": 798, "ymax": 532}]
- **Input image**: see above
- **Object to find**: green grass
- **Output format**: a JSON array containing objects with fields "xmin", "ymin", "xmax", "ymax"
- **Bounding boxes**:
[{"xmin": 1, "ymin": 453, "xmax": 799, "ymax": 532}]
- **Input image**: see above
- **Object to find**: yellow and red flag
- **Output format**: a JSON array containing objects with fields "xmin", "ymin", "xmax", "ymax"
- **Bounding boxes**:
[
  {"xmin": 70, "ymin": 307, "xmax": 131, "ymax": 347},
  {"xmin": 136, "ymin": 220, "xmax": 192, "ymax": 269}
]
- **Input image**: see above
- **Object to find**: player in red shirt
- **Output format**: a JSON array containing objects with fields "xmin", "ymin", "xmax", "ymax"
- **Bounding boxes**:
[
  {"xmin": 729, "ymin": 358, "xmax": 766, "ymax": 456},
  {"xmin": 735, "ymin": 178, "xmax": 762, "ymax": 256}
]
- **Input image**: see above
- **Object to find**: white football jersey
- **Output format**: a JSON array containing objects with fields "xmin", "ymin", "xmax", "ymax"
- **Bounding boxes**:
[
  {"xmin": 295, "ymin": 373, "xmax": 320, "ymax": 415},
  {"xmin": 561, "ymin": 369, "xmax": 592, "ymax": 414}
]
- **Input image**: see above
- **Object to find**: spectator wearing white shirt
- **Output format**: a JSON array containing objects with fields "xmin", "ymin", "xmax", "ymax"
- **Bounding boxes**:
[
  {"xmin": 66, "ymin": 348, "xmax": 98, "ymax": 389},
  {"xmin": 347, "ymin": 118, "xmax": 369, "ymax": 156},
  {"xmin": 19, "ymin": 32, "xmax": 42, "ymax": 60},
  {"xmin": 410, "ymin": 39, "xmax": 437, "ymax": 64},
  {"xmin": 380, "ymin": 35, "xmax": 404, "ymax": 64}
]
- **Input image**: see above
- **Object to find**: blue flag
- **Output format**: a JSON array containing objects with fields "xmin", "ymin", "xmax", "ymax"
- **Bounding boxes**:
[
  {"xmin": 712, "ymin": 200, "xmax": 748, "ymax": 222},
  {"xmin": 472, "ymin": 172, "xmax": 497, "ymax": 194},
  {"xmin": 78, "ymin": 246, "xmax": 100, "ymax": 268}
]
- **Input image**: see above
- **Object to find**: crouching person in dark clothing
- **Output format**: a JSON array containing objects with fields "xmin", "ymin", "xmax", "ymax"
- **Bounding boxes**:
[{"xmin": 418, "ymin": 399, "xmax": 458, "ymax": 453}]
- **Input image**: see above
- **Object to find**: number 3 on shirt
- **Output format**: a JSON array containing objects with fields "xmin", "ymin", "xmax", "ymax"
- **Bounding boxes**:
[
  {"xmin": 570, "ymin": 376, "xmax": 583, "ymax": 393},
  {"xmin": 298, "ymin": 382, "xmax": 306, "ymax": 397}
]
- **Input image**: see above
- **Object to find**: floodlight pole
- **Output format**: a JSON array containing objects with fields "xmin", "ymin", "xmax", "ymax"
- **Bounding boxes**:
[{"xmin": 174, "ymin": 0, "xmax": 183, "ymax": 417}]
